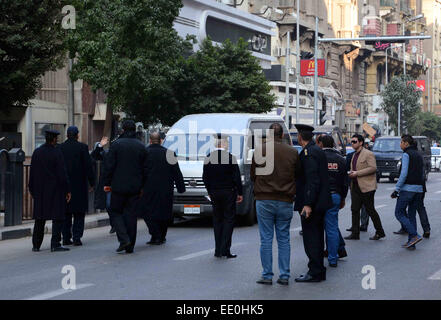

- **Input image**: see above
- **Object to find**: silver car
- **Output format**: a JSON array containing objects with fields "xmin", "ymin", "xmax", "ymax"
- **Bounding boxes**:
[{"xmin": 162, "ymin": 113, "xmax": 292, "ymax": 226}]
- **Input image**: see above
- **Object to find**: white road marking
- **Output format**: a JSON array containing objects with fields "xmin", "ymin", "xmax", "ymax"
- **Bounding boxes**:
[
  {"xmin": 290, "ymin": 227, "xmax": 302, "ymax": 232},
  {"xmin": 174, "ymin": 242, "xmax": 247, "ymax": 261},
  {"xmin": 386, "ymin": 187, "xmax": 395, "ymax": 190},
  {"xmin": 375, "ymin": 205, "xmax": 387, "ymax": 209},
  {"xmin": 434, "ymin": 190, "xmax": 441, "ymax": 194},
  {"xmin": 428, "ymin": 269, "xmax": 441, "ymax": 280},
  {"xmin": 25, "ymin": 283, "xmax": 94, "ymax": 300}
]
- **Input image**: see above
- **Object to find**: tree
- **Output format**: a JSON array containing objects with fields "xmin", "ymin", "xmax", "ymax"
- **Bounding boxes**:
[
  {"xmin": 0, "ymin": 1, "xmax": 68, "ymax": 113},
  {"xmin": 380, "ymin": 75, "xmax": 422, "ymax": 133},
  {"xmin": 408, "ymin": 111, "xmax": 441, "ymax": 141},
  {"xmin": 66, "ymin": 0, "xmax": 193, "ymax": 125},
  {"xmin": 178, "ymin": 38, "xmax": 275, "ymax": 117}
]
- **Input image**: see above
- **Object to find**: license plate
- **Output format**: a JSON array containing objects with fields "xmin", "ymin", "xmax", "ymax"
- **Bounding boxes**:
[
  {"xmin": 184, "ymin": 205, "xmax": 200, "ymax": 214},
  {"xmin": 383, "ymin": 172, "xmax": 390, "ymax": 176}
]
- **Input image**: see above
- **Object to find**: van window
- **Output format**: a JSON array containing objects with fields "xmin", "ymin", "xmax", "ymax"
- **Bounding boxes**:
[
  {"xmin": 163, "ymin": 134, "xmax": 244, "ymax": 160},
  {"xmin": 249, "ymin": 121, "xmax": 291, "ymax": 146}
]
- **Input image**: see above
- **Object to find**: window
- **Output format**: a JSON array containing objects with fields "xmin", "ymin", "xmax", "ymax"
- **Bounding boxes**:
[{"xmin": 34, "ymin": 123, "xmax": 65, "ymax": 149}]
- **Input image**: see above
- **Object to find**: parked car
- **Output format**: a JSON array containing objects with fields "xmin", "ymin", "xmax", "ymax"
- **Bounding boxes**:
[
  {"xmin": 431, "ymin": 147, "xmax": 441, "ymax": 171},
  {"xmin": 293, "ymin": 145, "xmax": 302, "ymax": 153},
  {"xmin": 162, "ymin": 113, "xmax": 292, "ymax": 226},
  {"xmin": 373, "ymin": 136, "xmax": 431, "ymax": 182},
  {"xmin": 290, "ymin": 125, "xmax": 346, "ymax": 156}
]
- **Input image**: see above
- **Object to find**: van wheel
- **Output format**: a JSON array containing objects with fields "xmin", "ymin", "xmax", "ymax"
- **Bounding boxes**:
[{"xmin": 239, "ymin": 199, "xmax": 256, "ymax": 226}]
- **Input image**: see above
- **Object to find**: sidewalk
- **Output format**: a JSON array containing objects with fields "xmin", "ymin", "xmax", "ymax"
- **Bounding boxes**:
[{"xmin": 0, "ymin": 212, "xmax": 110, "ymax": 241}]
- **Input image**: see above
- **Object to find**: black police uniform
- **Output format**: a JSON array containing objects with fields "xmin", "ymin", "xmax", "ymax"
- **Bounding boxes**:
[
  {"xmin": 202, "ymin": 148, "xmax": 243, "ymax": 257},
  {"xmin": 294, "ymin": 125, "xmax": 332, "ymax": 281}
]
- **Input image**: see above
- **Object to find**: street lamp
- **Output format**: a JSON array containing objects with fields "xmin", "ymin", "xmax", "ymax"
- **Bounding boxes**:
[
  {"xmin": 428, "ymin": 64, "xmax": 441, "ymax": 112},
  {"xmin": 402, "ymin": 14, "xmax": 424, "ymax": 75}
]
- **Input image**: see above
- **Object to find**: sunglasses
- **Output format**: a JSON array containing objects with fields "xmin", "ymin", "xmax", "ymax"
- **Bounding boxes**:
[{"xmin": 351, "ymin": 140, "xmax": 358, "ymax": 144}]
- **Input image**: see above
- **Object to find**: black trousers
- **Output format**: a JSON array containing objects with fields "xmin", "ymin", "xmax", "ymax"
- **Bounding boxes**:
[
  {"xmin": 300, "ymin": 211, "xmax": 326, "ymax": 279},
  {"xmin": 110, "ymin": 192, "xmax": 139, "ymax": 249},
  {"xmin": 145, "ymin": 218, "xmax": 168, "ymax": 241},
  {"xmin": 360, "ymin": 205, "xmax": 369, "ymax": 228},
  {"xmin": 62, "ymin": 212, "xmax": 85, "ymax": 241},
  {"xmin": 210, "ymin": 189, "xmax": 236, "ymax": 256},
  {"xmin": 351, "ymin": 183, "xmax": 384, "ymax": 236},
  {"xmin": 32, "ymin": 219, "xmax": 64, "ymax": 249}
]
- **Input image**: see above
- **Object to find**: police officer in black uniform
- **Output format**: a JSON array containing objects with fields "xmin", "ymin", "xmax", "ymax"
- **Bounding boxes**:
[{"xmin": 294, "ymin": 124, "xmax": 332, "ymax": 282}]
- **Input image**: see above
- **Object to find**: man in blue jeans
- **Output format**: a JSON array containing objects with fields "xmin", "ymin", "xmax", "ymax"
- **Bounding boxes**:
[
  {"xmin": 251, "ymin": 123, "xmax": 300, "ymax": 285},
  {"xmin": 317, "ymin": 135, "xmax": 348, "ymax": 267},
  {"xmin": 392, "ymin": 135, "xmax": 424, "ymax": 250}
]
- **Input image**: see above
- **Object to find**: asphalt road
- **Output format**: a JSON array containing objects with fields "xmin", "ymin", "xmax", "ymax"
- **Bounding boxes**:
[{"xmin": 1, "ymin": 173, "xmax": 441, "ymax": 300}]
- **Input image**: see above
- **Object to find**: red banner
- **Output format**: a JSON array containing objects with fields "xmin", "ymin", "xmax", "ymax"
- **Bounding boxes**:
[
  {"xmin": 407, "ymin": 80, "xmax": 426, "ymax": 92},
  {"xmin": 300, "ymin": 59, "xmax": 325, "ymax": 76}
]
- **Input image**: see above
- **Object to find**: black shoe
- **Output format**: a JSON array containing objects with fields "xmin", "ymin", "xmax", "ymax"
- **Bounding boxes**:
[
  {"xmin": 256, "ymin": 278, "xmax": 272, "ymax": 285},
  {"xmin": 299, "ymin": 230, "xmax": 303, "ymax": 236},
  {"xmin": 344, "ymin": 234, "xmax": 360, "ymax": 240},
  {"xmin": 161, "ymin": 238, "xmax": 166, "ymax": 244},
  {"xmin": 423, "ymin": 231, "xmax": 430, "ymax": 238},
  {"xmin": 276, "ymin": 278, "xmax": 289, "ymax": 285},
  {"xmin": 214, "ymin": 254, "xmax": 222, "ymax": 258},
  {"xmin": 369, "ymin": 233, "xmax": 385, "ymax": 240},
  {"xmin": 63, "ymin": 239, "xmax": 73, "ymax": 246},
  {"xmin": 323, "ymin": 250, "xmax": 328, "ymax": 257},
  {"xmin": 338, "ymin": 248, "xmax": 348, "ymax": 259},
  {"xmin": 109, "ymin": 227, "xmax": 116, "ymax": 234},
  {"xmin": 116, "ymin": 242, "xmax": 131, "ymax": 252},
  {"xmin": 295, "ymin": 274, "xmax": 323, "ymax": 283},
  {"xmin": 51, "ymin": 246, "xmax": 70, "ymax": 252},
  {"xmin": 360, "ymin": 226, "xmax": 368, "ymax": 232},
  {"xmin": 346, "ymin": 227, "xmax": 353, "ymax": 232},
  {"xmin": 146, "ymin": 239, "xmax": 162, "ymax": 245},
  {"xmin": 32, "ymin": 247, "xmax": 40, "ymax": 252},
  {"xmin": 224, "ymin": 253, "xmax": 237, "ymax": 259},
  {"xmin": 329, "ymin": 262, "xmax": 337, "ymax": 268},
  {"xmin": 393, "ymin": 228, "xmax": 407, "ymax": 235},
  {"xmin": 73, "ymin": 240, "xmax": 82, "ymax": 246},
  {"xmin": 125, "ymin": 248, "xmax": 134, "ymax": 254}
]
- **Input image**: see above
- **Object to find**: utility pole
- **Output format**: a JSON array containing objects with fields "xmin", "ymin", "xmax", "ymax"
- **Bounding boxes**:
[
  {"xmin": 313, "ymin": 15, "xmax": 318, "ymax": 126},
  {"xmin": 285, "ymin": 31, "xmax": 291, "ymax": 128},
  {"xmin": 295, "ymin": 0, "xmax": 300, "ymax": 124},
  {"xmin": 398, "ymin": 101, "xmax": 401, "ymax": 137}
]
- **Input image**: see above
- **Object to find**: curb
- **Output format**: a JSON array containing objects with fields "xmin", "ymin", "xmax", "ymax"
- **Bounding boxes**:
[{"xmin": 0, "ymin": 215, "xmax": 110, "ymax": 241}]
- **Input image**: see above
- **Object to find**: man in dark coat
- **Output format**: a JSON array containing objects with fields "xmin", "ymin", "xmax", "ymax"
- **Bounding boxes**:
[
  {"xmin": 203, "ymin": 134, "xmax": 243, "ymax": 259},
  {"xmin": 143, "ymin": 132, "xmax": 185, "ymax": 245},
  {"xmin": 59, "ymin": 126, "xmax": 95, "ymax": 246},
  {"xmin": 103, "ymin": 120, "xmax": 148, "ymax": 253},
  {"xmin": 294, "ymin": 124, "xmax": 332, "ymax": 282},
  {"xmin": 29, "ymin": 129, "xmax": 71, "ymax": 252},
  {"xmin": 90, "ymin": 136, "xmax": 115, "ymax": 234}
]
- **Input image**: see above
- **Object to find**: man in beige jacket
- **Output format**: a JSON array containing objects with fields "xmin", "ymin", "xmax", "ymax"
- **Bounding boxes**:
[{"xmin": 345, "ymin": 134, "xmax": 385, "ymax": 240}]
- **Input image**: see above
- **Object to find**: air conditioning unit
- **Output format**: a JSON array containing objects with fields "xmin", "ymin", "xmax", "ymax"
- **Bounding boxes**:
[
  {"xmin": 273, "ymin": 47, "xmax": 284, "ymax": 57},
  {"xmin": 278, "ymin": 0, "xmax": 294, "ymax": 9},
  {"xmin": 289, "ymin": 67, "xmax": 295, "ymax": 75},
  {"xmin": 304, "ymin": 77, "xmax": 313, "ymax": 85}
]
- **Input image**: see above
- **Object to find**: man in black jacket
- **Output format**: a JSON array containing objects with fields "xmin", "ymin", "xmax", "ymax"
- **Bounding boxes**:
[
  {"xmin": 143, "ymin": 132, "xmax": 185, "ymax": 245},
  {"xmin": 317, "ymin": 135, "xmax": 348, "ymax": 267},
  {"xmin": 294, "ymin": 124, "xmax": 332, "ymax": 282},
  {"xmin": 203, "ymin": 134, "xmax": 243, "ymax": 259},
  {"xmin": 59, "ymin": 126, "xmax": 95, "ymax": 246},
  {"xmin": 103, "ymin": 120, "xmax": 148, "ymax": 253},
  {"xmin": 29, "ymin": 129, "xmax": 71, "ymax": 252}
]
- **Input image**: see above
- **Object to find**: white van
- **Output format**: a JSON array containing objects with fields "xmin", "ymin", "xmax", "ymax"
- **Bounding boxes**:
[{"xmin": 162, "ymin": 113, "xmax": 292, "ymax": 225}]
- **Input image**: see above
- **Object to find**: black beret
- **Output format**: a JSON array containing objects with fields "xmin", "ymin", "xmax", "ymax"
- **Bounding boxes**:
[{"xmin": 45, "ymin": 129, "xmax": 60, "ymax": 136}]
